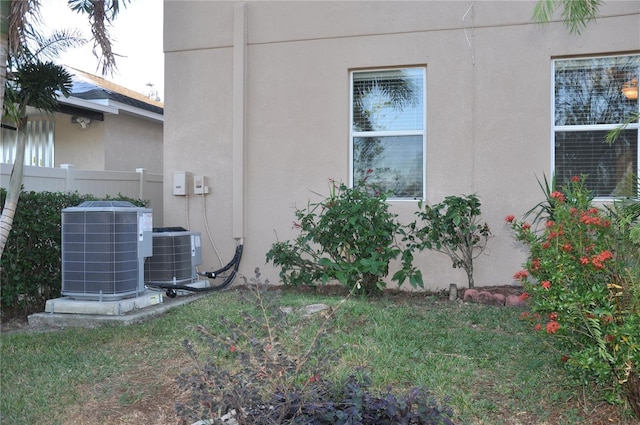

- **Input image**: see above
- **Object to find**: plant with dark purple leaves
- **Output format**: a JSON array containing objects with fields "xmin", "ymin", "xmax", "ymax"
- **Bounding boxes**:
[{"xmin": 175, "ymin": 269, "xmax": 455, "ymax": 424}]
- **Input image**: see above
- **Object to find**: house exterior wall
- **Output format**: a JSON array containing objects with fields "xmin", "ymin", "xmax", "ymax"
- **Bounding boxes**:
[
  {"xmin": 103, "ymin": 113, "xmax": 163, "ymax": 174},
  {"xmin": 54, "ymin": 113, "xmax": 106, "ymax": 170},
  {"xmin": 163, "ymin": 0, "xmax": 640, "ymax": 289},
  {"xmin": 54, "ymin": 112, "xmax": 163, "ymax": 174}
]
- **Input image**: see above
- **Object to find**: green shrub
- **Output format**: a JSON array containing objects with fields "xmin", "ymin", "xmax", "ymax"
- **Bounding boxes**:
[
  {"xmin": 0, "ymin": 190, "xmax": 147, "ymax": 321},
  {"xmin": 507, "ymin": 176, "xmax": 640, "ymax": 416},
  {"xmin": 266, "ymin": 178, "xmax": 422, "ymax": 295},
  {"xmin": 409, "ymin": 194, "xmax": 491, "ymax": 288}
]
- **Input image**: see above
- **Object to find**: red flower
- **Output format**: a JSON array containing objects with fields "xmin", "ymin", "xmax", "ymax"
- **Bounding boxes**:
[
  {"xmin": 505, "ymin": 214, "xmax": 515, "ymax": 223},
  {"xmin": 546, "ymin": 321, "xmax": 560, "ymax": 334},
  {"xmin": 541, "ymin": 280, "xmax": 551, "ymax": 289},
  {"xmin": 519, "ymin": 291, "xmax": 530, "ymax": 301},
  {"xmin": 519, "ymin": 311, "xmax": 529, "ymax": 320},
  {"xmin": 531, "ymin": 258, "xmax": 541, "ymax": 271},
  {"xmin": 590, "ymin": 251, "xmax": 612, "ymax": 269},
  {"xmin": 545, "ymin": 220, "xmax": 555, "ymax": 228},
  {"xmin": 550, "ymin": 191, "xmax": 566, "ymax": 202},
  {"xmin": 534, "ymin": 323, "xmax": 542, "ymax": 331},
  {"xmin": 561, "ymin": 243, "xmax": 572, "ymax": 252},
  {"xmin": 571, "ymin": 176, "xmax": 581, "ymax": 183},
  {"xmin": 521, "ymin": 222, "xmax": 531, "ymax": 231},
  {"xmin": 580, "ymin": 214, "xmax": 602, "ymax": 226},
  {"xmin": 229, "ymin": 345, "xmax": 237, "ymax": 353},
  {"xmin": 541, "ymin": 242, "xmax": 551, "ymax": 249},
  {"xmin": 597, "ymin": 250, "xmax": 613, "ymax": 261},
  {"xmin": 579, "ymin": 257, "xmax": 589, "ymax": 265},
  {"xmin": 547, "ymin": 225, "xmax": 565, "ymax": 241},
  {"xmin": 561, "ymin": 355, "xmax": 569, "ymax": 363},
  {"xmin": 548, "ymin": 312, "xmax": 558, "ymax": 320},
  {"xmin": 605, "ymin": 334, "xmax": 615, "ymax": 343},
  {"xmin": 514, "ymin": 270, "xmax": 529, "ymax": 281}
]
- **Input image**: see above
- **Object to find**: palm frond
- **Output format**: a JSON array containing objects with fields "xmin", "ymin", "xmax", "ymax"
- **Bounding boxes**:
[
  {"xmin": 532, "ymin": 0, "xmax": 603, "ymax": 35},
  {"xmin": 561, "ymin": 0, "xmax": 602, "ymax": 34},
  {"xmin": 532, "ymin": 0, "xmax": 555, "ymax": 25},
  {"xmin": 605, "ymin": 112, "xmax": 640, "ymax": 145},
  {"xmin": 7, "ymin": 0, "xmax": 39, "ymax": 53},
  {"xmin": 29, "ymin": 29, "xmax": 87, "ymax": 61},
  {"xmin": 5, "ymin": 61, "xmax": 73, "ymax": 126},
  {"xmin": 66, "ymin": 0, "xmax": 131, "ymax": 75}
]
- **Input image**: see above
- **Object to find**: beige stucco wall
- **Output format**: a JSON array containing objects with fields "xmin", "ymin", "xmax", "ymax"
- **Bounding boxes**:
[
  {"xmin": 103, "ymin": 113, "xmax": 163, "ymax": 174},
  {"xmin": 163, "ymin": 0, "xmax": 640, "ymax": 289},
  {"xmin": 54, "ymin": 112, "xmax": 163, "ymax": 174},
  {"xmin": 54, "ymin": 113, "xmax": 106, "ymax": 170}
]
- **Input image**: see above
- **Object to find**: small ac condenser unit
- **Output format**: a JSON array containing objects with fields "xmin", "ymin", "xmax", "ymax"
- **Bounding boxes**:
[
  {"xmin": 144, "ymin": 227, "xmax": 202, "ymax": 285},
  {"xmin": 61, "ymin": 201, "xmax": 153, "ymax": 300}
]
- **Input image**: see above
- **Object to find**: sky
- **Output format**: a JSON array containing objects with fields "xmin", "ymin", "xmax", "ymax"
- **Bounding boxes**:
[{"xmin": 39, "ymin": 0, "xmax": 164, "ymax": 100}]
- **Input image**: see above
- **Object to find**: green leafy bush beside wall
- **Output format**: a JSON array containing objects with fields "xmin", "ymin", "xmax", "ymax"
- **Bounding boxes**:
[{"xmin": 0, "ymin": 190, "xmax": 147, "ymax": 321}]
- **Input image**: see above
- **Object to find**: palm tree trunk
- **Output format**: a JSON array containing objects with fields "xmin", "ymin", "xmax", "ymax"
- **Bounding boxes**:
[
  {"xmin": 0, "ymin": 33, "xmax": 6, "ymax": 117},
  {"xmin": 0, "ymin": 2, "xmax": 11, "ymax": 262},
  {"xmin": 0, "ymin": 0, "xmax": 9, "ymax": 124},
  {"xmin": 0, "ymin": 130, "xmax": 25, "ymax": 259},
  {"xmin": 624, "ymin": 371, "xmax": 640, "ymax": 419}
]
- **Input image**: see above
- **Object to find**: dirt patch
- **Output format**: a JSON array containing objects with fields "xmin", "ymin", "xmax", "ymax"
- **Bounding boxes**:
[{"xmin": 59, "ymin": 355, "xmax": 189, "ymax": 425}]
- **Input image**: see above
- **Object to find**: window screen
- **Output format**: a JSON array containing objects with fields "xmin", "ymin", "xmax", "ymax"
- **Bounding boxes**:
[
  {"xmin": 351, "ymin": 68, "xmax": 425, "ymax": 200},
  {"xmin": 553, "ymin": 55, "xmax": 639, "ymax": 197}
]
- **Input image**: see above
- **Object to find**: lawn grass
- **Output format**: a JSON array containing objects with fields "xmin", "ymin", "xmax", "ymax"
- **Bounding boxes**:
[{"xmin": 0, "ymin": 288, "xmax": 636, "ymax": 424}]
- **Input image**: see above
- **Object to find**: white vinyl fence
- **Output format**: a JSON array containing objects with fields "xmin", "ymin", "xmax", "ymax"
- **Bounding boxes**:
[{"xmin": 0, "ymin": 164, "xmax": 164, "ymax": 226}]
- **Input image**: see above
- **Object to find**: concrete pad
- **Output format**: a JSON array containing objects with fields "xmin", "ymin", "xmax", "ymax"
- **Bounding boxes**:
[
  {"xmin": 45, "ymin": 291, "xmax": 164, "ymax": 316},
  {"xmin": 28, "ymin": 290, "xmax": 208, "ymax": 330}
]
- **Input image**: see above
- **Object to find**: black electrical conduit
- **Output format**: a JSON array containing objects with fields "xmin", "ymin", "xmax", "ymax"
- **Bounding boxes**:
[{"xmin": 146, "ymin": 243, "xmax": 243, "ymax": 297}]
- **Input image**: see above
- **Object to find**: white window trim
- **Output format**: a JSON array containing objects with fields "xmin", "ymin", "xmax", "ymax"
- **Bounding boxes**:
[
  {"xmin": 550, "ymin": 54, "xmax": 640, "ymax": 201},
  {"xmin": 349, "ymin": 66, "xmax": 427, "ymax": 201}
]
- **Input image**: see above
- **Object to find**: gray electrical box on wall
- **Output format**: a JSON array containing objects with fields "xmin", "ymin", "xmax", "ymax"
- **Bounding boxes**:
[{"xmin": 173, "ymin": 171, "xmax": 190, "ymax": 196}]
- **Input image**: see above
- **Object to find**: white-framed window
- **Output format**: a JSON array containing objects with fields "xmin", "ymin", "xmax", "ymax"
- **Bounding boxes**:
[
  {"xmin": 552, "ymin": 54, "xmax": 639, "ymax": 198},
  {"xmin": 350, "ymin": 67, "xmax": 426, "ymax": 200}
]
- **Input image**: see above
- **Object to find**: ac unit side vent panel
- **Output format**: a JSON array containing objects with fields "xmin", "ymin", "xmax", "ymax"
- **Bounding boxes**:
[{"xmin": 145, "ymin": 231, "xmax": 202, "ymax": 285}]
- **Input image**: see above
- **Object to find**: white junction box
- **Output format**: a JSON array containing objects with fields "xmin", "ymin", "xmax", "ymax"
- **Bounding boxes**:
[
  {"xmin": 173, "ymin": 171, "xmax": 191, "ymax": 196},
  {"xmin": 193, "ymin": 175, "xmax": 210, "ymax": 194}
]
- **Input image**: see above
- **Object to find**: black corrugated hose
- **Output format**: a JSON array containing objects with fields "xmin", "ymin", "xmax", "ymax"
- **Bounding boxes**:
[{"xmin": 147, "ymin": 243, "xmax": 243, "ymax": 297}]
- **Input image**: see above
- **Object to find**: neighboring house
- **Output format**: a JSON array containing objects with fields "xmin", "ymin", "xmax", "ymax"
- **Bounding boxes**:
[
  {"xmin": 1, "ymin": 67, "xmax": 165, "ymax": 225},
  {"xmin": 163, "ymin": 1, "xmax": 639, "ymax": 289},
  {"xmin": 1, "ymin": 67, "xmax": 163, "ymax": 174}
]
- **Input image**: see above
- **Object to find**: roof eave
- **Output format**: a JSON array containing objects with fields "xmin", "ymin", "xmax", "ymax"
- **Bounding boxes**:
[
  {"xmin": 56, "ymin": 94, "xmax": 119, "ymax": 114},
  {"xmin": 57, "ymin": 94, "xmax": 164, "ymax": 123}
]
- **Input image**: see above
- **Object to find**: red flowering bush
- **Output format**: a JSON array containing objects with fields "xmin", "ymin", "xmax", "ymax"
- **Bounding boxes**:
[{"xmin": 508, "ymin": 176, "xmax": 640, "ymax": 416}]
